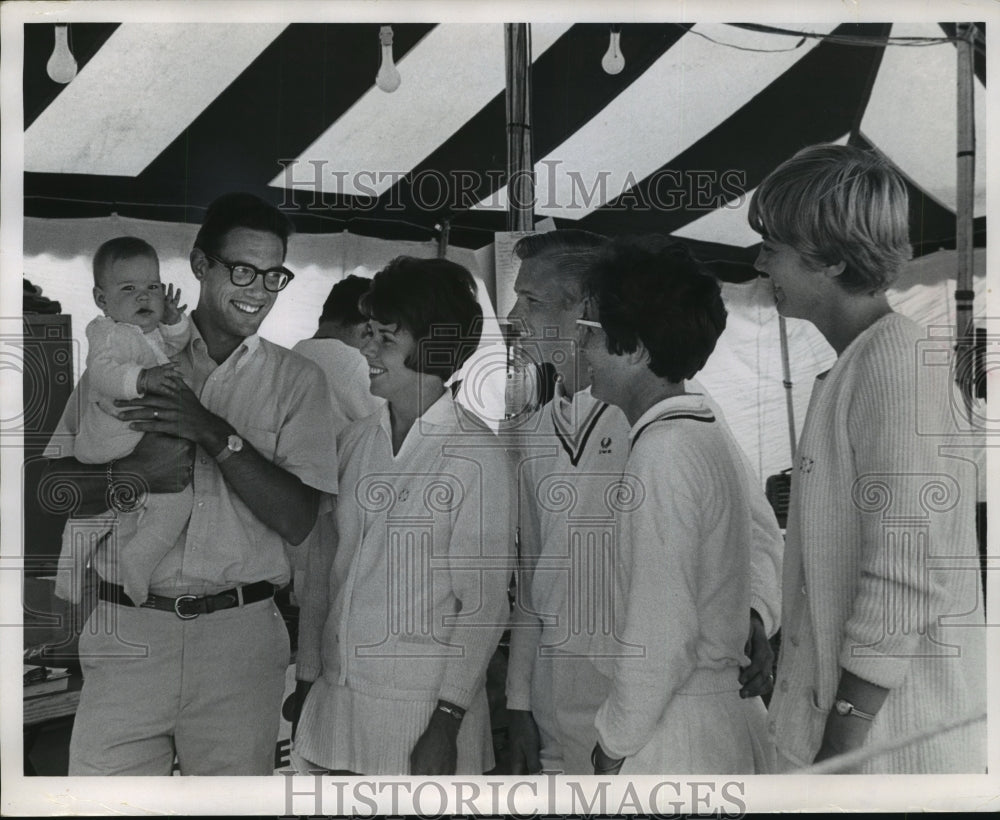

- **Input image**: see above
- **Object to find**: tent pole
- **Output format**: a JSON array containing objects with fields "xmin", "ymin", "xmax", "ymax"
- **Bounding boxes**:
[
  {"xmin": 504, "ymin": 24, "xmax": 535, "ymax": 422},
  {"xmin": 955, "ymin": 22, "xmax": 976, "ymax": 420},
  {"xmin": 437, "ymin": 219, "xmax": 450, "ymax": 258},
  {"xmin": 778, "ymin": 314, "xmax": 797, "ymax": 464},
  {"xmin": 505, "ymin": 23, "xmax": 534, "ymax": 232}
]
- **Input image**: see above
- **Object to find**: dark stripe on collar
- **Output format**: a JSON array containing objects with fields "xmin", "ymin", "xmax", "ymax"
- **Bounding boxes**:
[
  {"xmin": 553, "ymin": 401, "xmax": 609, "ymax": 467},
  {"xmin": 631, "ymin": 412, "xmax": 715, "ymax": 452}
]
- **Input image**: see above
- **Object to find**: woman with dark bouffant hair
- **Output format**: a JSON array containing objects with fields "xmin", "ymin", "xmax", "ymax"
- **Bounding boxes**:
[
  {"xmin": 293, "ymin": 256, "xmax": 514, "ymax": 776},
  {"xmin": 751, "ymin": 143, "xmax": 985, "ymax": 773}
]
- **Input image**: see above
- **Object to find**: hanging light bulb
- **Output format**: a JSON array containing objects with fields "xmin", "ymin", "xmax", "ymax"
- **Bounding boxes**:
[
  {"xmin": 47, "ymin": 23, "xmax": 78, "ymax": 84},
  {"xmin": 376, "ymin": 25, "xmax": 401, "ymax": 93},
  {"xmin": 601, "ymin": 25, "xmax": 625, "ymax": 75}
]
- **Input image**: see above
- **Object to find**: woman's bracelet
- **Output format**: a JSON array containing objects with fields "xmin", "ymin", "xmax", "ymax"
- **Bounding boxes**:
[
  {"xmin": 436, "ymin": 701, "xmax": 465, "ymax": 722},
  {"xmin": 591, "ymin": 744, "xmax": 626, "ymax": 774}
]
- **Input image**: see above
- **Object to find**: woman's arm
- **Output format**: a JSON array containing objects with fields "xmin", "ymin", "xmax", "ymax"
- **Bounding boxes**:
[
  {"xmin": 409, "ymin": 444, "xmax": 515, "ymax": 775},
  {"xmin": 818, "ymin": 329, "xmax": 962, "ymax": 761},
  {"xmin": 814, "ymin": 669, "xmax": 889, "ymax": 766},
  {"xmin": 506, "ymin": 482, "xmax": 544, "ymax": 774},
  {"xmin": 593, "ymin": 444, "xmax": 705, "ymax": 761},
  {"xmin": 292, "ymin": 496, "xmax": 338, "ymax": 738}
]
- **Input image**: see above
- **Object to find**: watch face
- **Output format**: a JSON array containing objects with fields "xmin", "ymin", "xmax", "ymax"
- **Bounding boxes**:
[
  {"xmin": 835, "ymin": 700, "xmax": 851, "ymax": 716},
  {"xmin": 227, "ymin": 435, "xmax": 243, "ymax": 452}
]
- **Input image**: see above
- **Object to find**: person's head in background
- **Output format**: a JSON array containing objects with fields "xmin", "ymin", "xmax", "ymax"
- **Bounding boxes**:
[
  {"xmin": 748, "ymin": 143, "xmax": 911, "ymax": 352},
  {"xmin": 358, "ymin": 256, "xmax": 482, "ymax": 408},
  {"xmin": 506, "ymin": 230, "xmax": 609, "ymax": 396},
  {"xmin": 580, "ymin": 235, "xmax": 726, "ymax": 425},
  {"xmin": 314, "ymin": 274, "xmax": 372, "ymax": 349},
  {"xmin": 92, "ymin": 236, "xmax": 164, "ymax": 334},
  {"xmin": 190, "ymin": 192, "xmax": 295, "ymax": 355}
]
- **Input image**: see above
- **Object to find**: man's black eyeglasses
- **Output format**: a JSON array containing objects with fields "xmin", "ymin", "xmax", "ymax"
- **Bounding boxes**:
[{"xmin": 203, "ymin": 252, "xmax": 295, "ymax": 293}]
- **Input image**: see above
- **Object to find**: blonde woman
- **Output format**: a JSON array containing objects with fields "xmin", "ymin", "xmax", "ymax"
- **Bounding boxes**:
[{"xmin": 750, "ymin": 144, "xmax": 985, "ymax": 773}]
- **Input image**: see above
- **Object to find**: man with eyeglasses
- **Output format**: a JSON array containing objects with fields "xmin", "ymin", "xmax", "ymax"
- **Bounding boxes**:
[{"xmin": 42, "ymin": 192, "xmax": 338, "ymax": 775}]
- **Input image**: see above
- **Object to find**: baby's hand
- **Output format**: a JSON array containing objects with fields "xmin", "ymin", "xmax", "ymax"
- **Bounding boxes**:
[
  {"xmin": 137, "ymin": 363, "xmax": 182, "ymax": 395},
  {"xmin": 162, "ymin": 284, "xmax": 187, "ymax": 325}
]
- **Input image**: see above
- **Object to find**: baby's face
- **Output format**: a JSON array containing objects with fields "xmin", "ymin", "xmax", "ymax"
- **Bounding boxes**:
[{"xmin": 94, "ymin": 254, "xmax": 164, "ymax": 333}]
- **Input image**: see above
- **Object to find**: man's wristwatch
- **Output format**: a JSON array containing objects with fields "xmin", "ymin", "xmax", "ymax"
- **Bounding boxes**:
[
  {"xmin": 833, "ymin": 698, "xmax": 876, "ymax": 721},
  {"xmin": 214, "ymin": 434, "xmax": 244, "ymax": 464}
]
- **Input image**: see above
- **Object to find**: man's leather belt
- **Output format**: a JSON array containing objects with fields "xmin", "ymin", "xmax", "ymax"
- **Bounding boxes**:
[{"xmin": 98, "ymin": 579, "xmax": 275, "ymax": 619}]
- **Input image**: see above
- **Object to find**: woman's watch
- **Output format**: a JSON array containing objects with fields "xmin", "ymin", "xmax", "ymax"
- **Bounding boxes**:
[
  {"xmin": 833, "ymin": 698, "xmax": 876, "ymax": 721},
  {"xmin": 215, "ymin": 434, "xmax": 244, "ymax": 463},
  {"xmin": 435, "ymin": 701, "xmax": 465, "ymax": 722}
]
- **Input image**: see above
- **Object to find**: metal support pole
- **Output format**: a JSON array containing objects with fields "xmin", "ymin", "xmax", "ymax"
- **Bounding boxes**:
[
  {"xmin": 955, "ymin": 22, "xmax": 977, "ymax": 418},
  {"xmin": 437, "ymin": 219, "xmax": 450, "ymax": 258},
  {"xmin": 505, "ymin": 23, "xmax": 534, "ymax": 232},
  {"xmin": 778, "ymin": 315, "xmax": 797, "ymax": 464}
]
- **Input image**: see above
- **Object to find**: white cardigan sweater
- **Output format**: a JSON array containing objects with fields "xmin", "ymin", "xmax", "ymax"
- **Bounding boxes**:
[{"xmin": 769, "ymin": 314, "xmax": 986, "ymax": 772}]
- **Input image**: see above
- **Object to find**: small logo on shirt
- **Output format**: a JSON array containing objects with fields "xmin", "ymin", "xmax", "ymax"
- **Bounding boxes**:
[
  {"xmin": 599, "ymin": 436, "xmax": 613, "ymax": 454},
  {"xmin": 398, "ymin": 489, "xmax": 409, "ymax": 502},
  {"xmin": 798, "ymin": 455, "xmax": 815, "ymax": 474}
]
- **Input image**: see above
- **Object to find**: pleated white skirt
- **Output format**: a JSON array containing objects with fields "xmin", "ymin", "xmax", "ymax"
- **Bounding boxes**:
[
  {"xmin": 619, "ymin": 670, "xmax": 774, "ymax": 775},
  {"xmin": 293, "ymin": 676, "xmax": 494, "ymax": 775}
]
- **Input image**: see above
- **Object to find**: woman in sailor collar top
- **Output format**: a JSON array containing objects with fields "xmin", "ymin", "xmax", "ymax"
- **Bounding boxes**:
[{"xmin": 581, "ymin": 235, "xmax": 773, "ymax": 775}]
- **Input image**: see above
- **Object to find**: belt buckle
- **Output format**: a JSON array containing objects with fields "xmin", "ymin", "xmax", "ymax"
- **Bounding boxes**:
[{"xmin": 173, "ymin": 594, "xmax": 200, "ymax": 620}]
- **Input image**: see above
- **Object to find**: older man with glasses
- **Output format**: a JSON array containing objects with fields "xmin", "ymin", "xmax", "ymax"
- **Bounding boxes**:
[{"xmin": 43, "ymin": 192, "xmax": 339, "ymax": 776}]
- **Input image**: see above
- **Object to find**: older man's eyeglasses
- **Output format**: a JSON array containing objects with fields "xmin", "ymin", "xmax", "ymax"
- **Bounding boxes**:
[{"xmin": 204, "ymin": 252, "xmax": 295, "ymax": 293}]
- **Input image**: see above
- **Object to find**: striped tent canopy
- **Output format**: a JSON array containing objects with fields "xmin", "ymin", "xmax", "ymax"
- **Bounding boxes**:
[
  {"xmin": 23, "ymin": 20, "xmax": 987, "ymax": 280},
  {"xmin": 17, "ymin": 15, "xmax": 990, "ymax": 485}
]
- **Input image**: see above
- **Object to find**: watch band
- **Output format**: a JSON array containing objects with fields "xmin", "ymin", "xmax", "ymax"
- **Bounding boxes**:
[
  {"xmin": 436, "ymin": 702, "xmax": 465, "ymax": 722},
  {"xmin": 215, "ymin": 434, "xmax": 243, "ymax": 464},
  {"xmin": 834, "ymin": 698, "xmax": 876, "ymax": 721}
]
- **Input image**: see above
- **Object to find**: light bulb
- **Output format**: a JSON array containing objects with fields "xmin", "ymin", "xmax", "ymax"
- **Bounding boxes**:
[
  {"xmin": 504, "ymin": 342, "xmax": 542, "ymax": 420},
  {"xmin": 376, "ymin": 25, "xmax": 401, "ymax": 93},
  {"xmin": 601, "ymin": 26, "xmax": 625, "ymax": 75},
  {"xmin": 47, "ymin": 23, "xmax": 78, "ymax": 84}
]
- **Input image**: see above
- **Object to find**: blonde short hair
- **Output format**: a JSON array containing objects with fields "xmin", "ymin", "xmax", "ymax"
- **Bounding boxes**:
[{"xmin": 748, "ymin": 144, "xmax": 912, "ymax": 294}]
